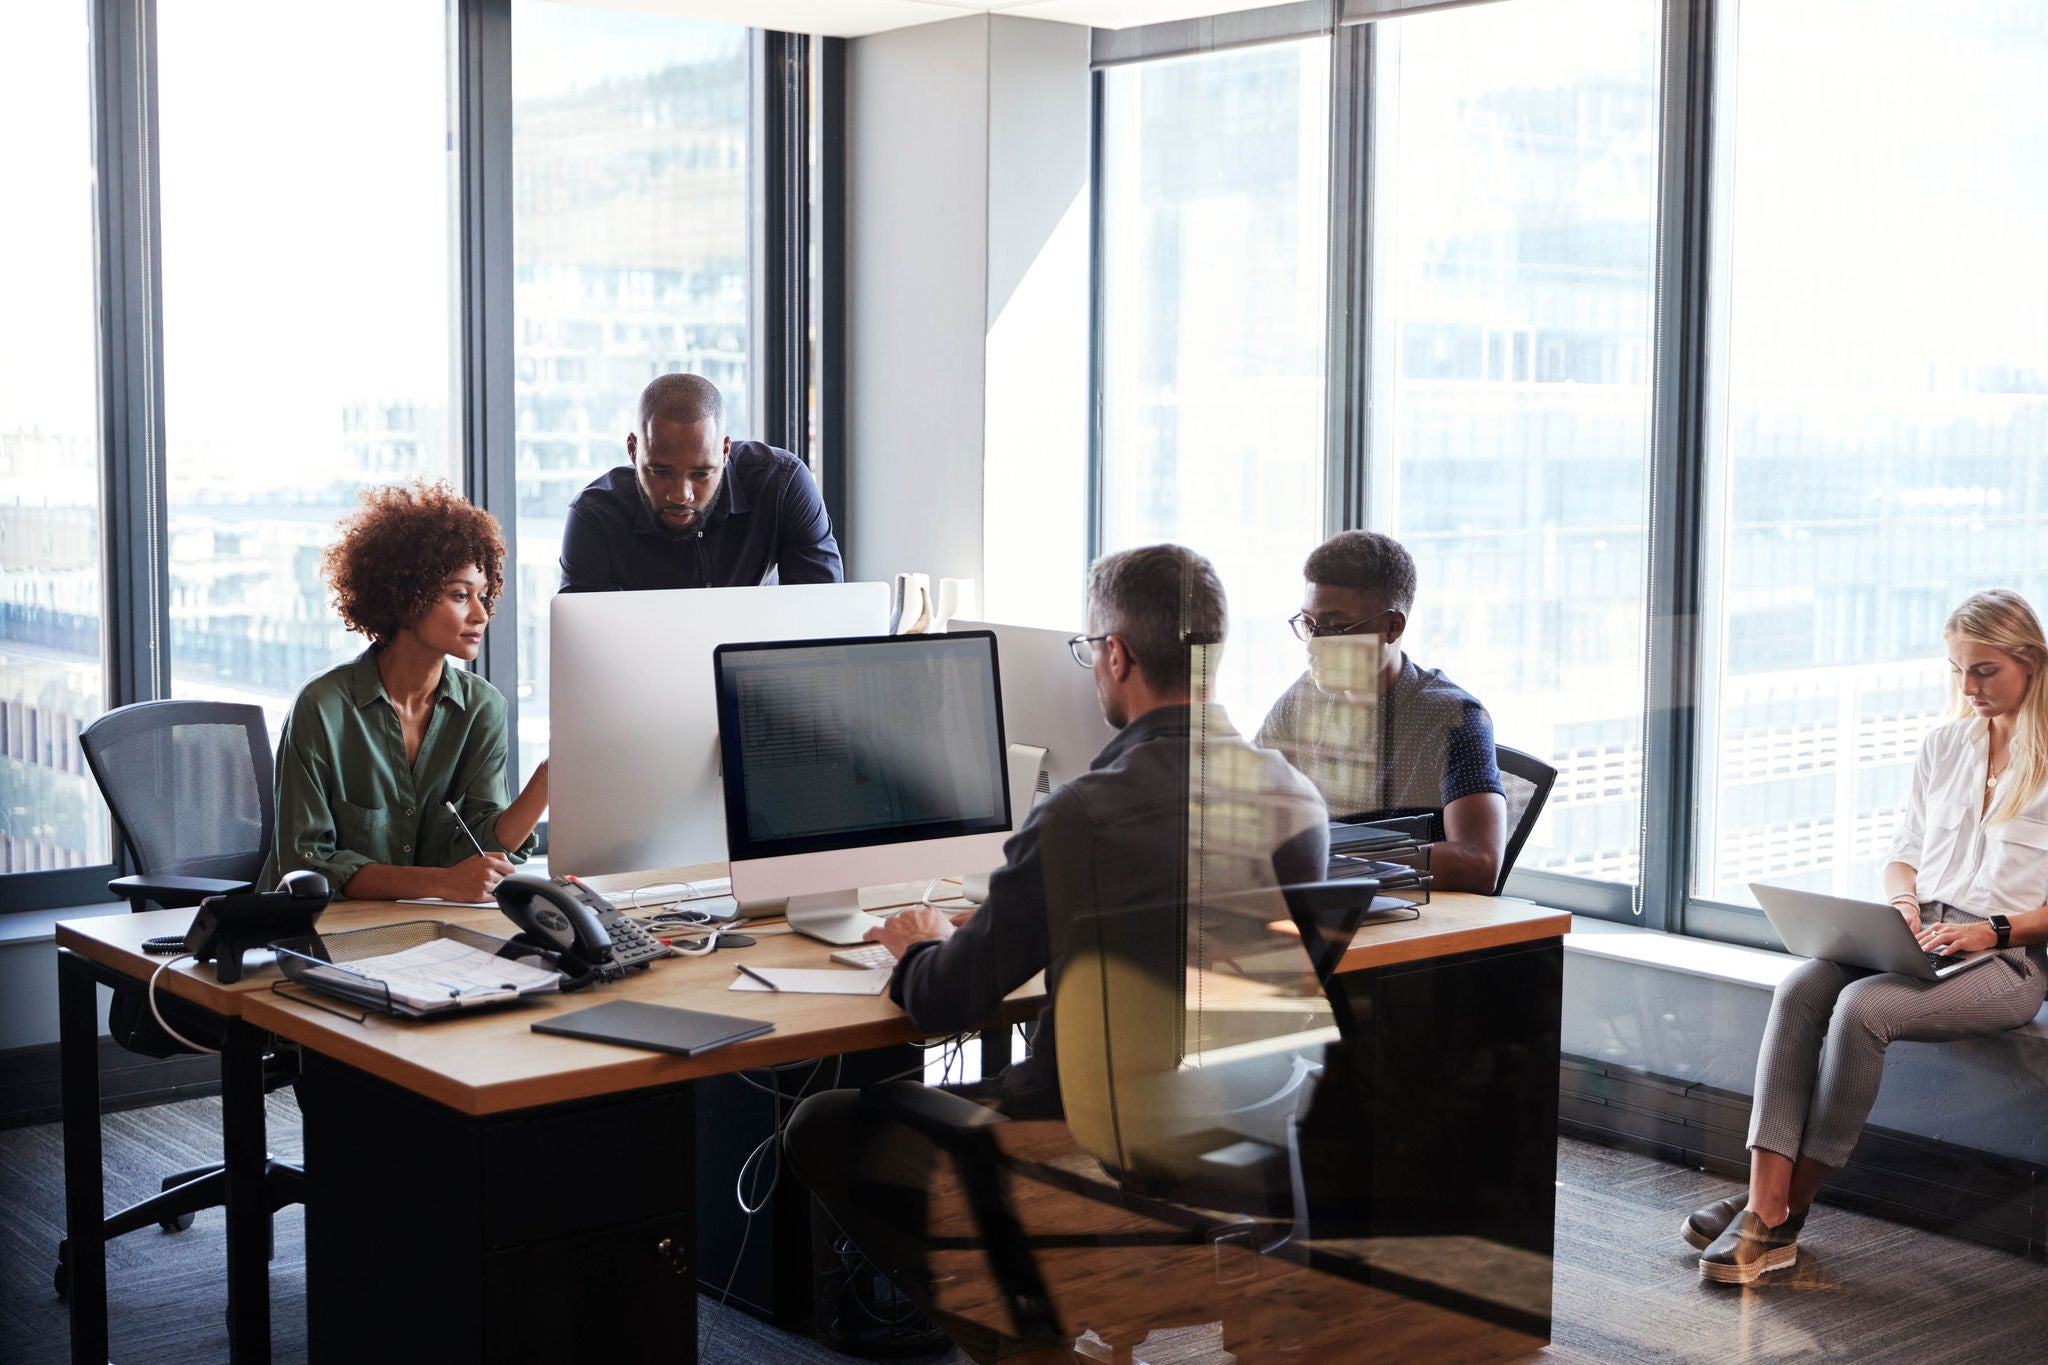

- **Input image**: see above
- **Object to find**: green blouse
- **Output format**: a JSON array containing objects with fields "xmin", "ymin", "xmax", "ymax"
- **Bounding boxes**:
[{"xmin": 260, "ymin": 648, "xmax": 535, "ymax": 895}]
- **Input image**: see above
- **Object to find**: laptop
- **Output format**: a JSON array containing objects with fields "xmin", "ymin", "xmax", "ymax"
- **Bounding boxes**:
[{"xmin": 1749, "ymin": 884, "xmax": 1998, "ymax": 982}]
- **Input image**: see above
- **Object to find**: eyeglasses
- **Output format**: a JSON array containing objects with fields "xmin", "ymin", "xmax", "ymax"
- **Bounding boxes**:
[
  {"xmin": 1068, "ymin": 634, "xmax": 1111, "ymax": 668},
  {"xmin": 1288, "ymin": 608, "xmax": 1395, "ymax": 642}
]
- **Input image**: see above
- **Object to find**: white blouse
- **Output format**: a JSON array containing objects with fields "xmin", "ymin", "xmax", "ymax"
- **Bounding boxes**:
[{"xmin": 1888, "ymin": 717, "xmax": 2048, "ymax": 915}]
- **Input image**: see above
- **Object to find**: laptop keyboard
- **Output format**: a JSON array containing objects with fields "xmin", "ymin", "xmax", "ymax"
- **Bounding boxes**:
[{"xmin": 1925, "ymin": 949, "xmax": 1976, "ymax": 973}]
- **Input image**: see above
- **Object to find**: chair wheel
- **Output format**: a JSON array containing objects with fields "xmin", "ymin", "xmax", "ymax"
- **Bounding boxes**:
[
  {"xmin": 53, "ymin": 1241, "xmax": 69, "ymax": 1299},
  {"xmin": 161, "ymin": 1211, "xmax": 196, "ymax": 1233}
]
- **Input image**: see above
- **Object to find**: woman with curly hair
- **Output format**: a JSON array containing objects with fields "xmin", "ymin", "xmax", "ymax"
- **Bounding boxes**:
[{"xmin": 259, "ymin": 482, "xmax": 548, "ymax": 902}]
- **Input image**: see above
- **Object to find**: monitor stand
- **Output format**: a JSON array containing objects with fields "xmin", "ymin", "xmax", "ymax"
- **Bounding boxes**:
[{"xmin": 784, "ymin": 890, "xmax": 885, "ymax": 946}]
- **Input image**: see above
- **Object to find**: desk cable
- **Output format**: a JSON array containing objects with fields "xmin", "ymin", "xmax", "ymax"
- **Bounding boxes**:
[
  {"xmin": 696, "ymin": 1054, "xmax": 845, "ymax": 1354},
  {"xmin": 147, "ymin": 955, "xmax": 221, "ymax": 1056}
]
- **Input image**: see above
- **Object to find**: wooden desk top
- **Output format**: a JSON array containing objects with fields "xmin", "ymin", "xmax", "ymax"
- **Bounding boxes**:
[
  {"xmin": 1333, "ymin": 894, "xmax": 1569, "ymax": 974},
  {"xmin": 56, "ymin": 887, "xmax": 1566, "ymax": 1119}
]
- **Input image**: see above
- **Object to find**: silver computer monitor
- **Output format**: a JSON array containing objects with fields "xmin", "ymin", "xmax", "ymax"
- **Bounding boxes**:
[
  {"xmin": 714, "ymin": 632, "xmax": 1014, "ymax": 943},
  {"xmin": 949, "ymin": 619, "xmax": 1115, "ymax": 803},
  {"xmin": 548, "ymin": 582, "xmax": 891, "ymax": 879}
]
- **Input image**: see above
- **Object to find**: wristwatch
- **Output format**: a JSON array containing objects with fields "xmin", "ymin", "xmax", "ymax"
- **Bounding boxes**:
[{"xmin": 1989, "ymin": 914, "xmax": 2012, "ymax": 950}]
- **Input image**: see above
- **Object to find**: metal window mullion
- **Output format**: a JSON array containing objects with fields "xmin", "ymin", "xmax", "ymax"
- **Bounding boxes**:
[
  {"xmin": 455, "ymin": 0, "xmax": 518, "ymax": 766},
  {"xmin": 1324, "ymin": 23, "xmax": 1371, "ymax": 537},
  {"xmin": 1637, "ymin": 0, "xmax": 1715, "ymax": 934},
  {"xmin": 819, "ymin": 36, "xmax": 848, "ymax": 557},
  {"xmin": 93, "ymin": 0, "xmax": 168, "ymax": 713},
  {"xmin": 1084, "ymin": 69, "xmax": 1107, "ymax": 572},
  {"xmin": 748, "ymin": 30, "xmax": 809, "ymax": 455}
]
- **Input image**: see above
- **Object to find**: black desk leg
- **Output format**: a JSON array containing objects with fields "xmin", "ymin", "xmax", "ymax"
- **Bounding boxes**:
[
  {"xmin": 221, "ymin": 1020, "xmax": 272, "ymax": 1364},
  {"xmin": 977, "ymin": 1024, "xmax": 1012, "ymax": 1079},
  {"xmin": 58, "ymin": 948, "xmax": 108, "ymax": 1365}
]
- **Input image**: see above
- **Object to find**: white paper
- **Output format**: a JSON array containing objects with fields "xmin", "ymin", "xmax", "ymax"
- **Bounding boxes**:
[
  {"xmin": 303, "ymin": 938, "xmax": 560, "ymax": 1012},
  {"xmin": 397, "ymin": 896, "xmax": 498, "ymax": 909},
  {"xmin": 729, "ymin": 967, "xmax": 892, "ymax": 996}
]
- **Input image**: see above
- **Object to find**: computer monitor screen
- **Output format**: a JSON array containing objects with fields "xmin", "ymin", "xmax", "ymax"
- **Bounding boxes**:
[
  {"xmin": 548, "ymin": 582, "xmax": 891, "ymax": 879},
  {"xmin": 713, "ymin": 632, "xmax": 1011, "ymax": 862}
]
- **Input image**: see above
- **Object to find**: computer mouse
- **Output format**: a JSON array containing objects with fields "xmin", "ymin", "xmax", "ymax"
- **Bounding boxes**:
[{"xmin": 961, "ymin": 873, "xmax": 991, "ymax": 905}]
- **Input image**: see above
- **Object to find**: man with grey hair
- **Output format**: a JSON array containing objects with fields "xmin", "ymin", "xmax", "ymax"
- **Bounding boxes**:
[
  {"xmin": 558, "ymin": 372, "xmax": 842, "ymax": 592},
  {"xmin": 782, "ymin": 543, "xmax": 1327, "ymax": 1358}
]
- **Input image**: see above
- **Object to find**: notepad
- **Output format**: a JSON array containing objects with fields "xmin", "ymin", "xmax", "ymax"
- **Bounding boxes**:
[
  {"xmin": 532, "ymin": 1000, "xmax": 774, "ymax": 1056},
  {"xmin": 729, "ymin": 967, "xmax": 893, "ymax": 995}
]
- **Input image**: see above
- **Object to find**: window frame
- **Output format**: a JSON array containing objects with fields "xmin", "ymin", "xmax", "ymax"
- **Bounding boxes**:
[
  {"xmin": 1085, "ymin": 0, "xmax": 1715, "ymax": 930},
  {"xmin": 2, "ymin": 0, "xmax": 832, "ymax": 912}
]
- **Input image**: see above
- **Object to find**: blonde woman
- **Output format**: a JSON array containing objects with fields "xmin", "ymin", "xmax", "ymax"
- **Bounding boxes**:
[{"xmin": 1689, "ymin": 588, "xmax": 2048, "ymax": 1283}]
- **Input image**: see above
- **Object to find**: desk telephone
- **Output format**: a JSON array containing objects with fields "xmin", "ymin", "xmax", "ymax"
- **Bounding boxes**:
[
  {"xmin": 183, "ymin": 870, "xmax": 332, "ymax": 983},
  {"xmin": 494, "ymin": 874, "xmax": 672, "ymax": 989}
]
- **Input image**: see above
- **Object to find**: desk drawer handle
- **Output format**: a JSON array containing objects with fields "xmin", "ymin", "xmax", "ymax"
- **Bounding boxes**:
[{"xmin": 656, "ymin": 1236, "xmax": 688, "ymax": 1276}]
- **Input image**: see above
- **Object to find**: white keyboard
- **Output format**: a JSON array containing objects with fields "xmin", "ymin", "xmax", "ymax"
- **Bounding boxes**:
[{"xmin": 829, "ymin": 943, "xmax": 898, "ymax": 970}]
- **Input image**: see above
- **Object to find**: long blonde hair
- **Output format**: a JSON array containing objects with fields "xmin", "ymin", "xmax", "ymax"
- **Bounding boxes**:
[{"xmin": 1946, "ymin": 588, "xmax": 2048, "ymax": 822}]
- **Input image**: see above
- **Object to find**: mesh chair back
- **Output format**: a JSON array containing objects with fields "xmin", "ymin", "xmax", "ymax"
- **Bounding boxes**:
[
  {"xmin": 80, "ymin": 700, "xmax": 273, "ymax": 884},
  {"xmin": 1493, "ymin": 743, "xmax": 1558, "ymax": 897}
]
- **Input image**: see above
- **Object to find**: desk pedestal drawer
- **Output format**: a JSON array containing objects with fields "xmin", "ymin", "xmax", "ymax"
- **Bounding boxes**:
[{"xmin": 300, "ymin": 1052, "xmax": 699, "ymax": 1364}]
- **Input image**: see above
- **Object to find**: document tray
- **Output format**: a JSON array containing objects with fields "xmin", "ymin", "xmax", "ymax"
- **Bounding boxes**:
[{"xmin": 273, "ymin": 920, "xmax": 564, "ymax": 1019}]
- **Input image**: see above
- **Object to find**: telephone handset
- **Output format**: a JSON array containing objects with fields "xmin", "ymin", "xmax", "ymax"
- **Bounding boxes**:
[
  {"xmin": 494, "ymin": 874, "xmax": 671, "ymax": 989},
  {"xmin": 184, "ymin": 870, "xmax": 332, "ymax": 983}
]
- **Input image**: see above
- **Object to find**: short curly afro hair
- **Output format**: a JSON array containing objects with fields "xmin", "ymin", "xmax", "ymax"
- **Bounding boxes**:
[{"xmin": 322, "ymin": 481, "xmax": 507, "ymax": 642}]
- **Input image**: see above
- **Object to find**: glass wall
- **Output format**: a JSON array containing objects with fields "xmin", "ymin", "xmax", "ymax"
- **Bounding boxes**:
[
  {"xmin": 0, "ymin": 1, "xmax": 108, "ymax": 874},
  {"xmin": 157, "ymin": 0, "xmax": 460, "ymax": 739},
  {"xmin": 1370, "ymin": 0, "xmax": 1662, "ymax": 885},
  {"xmin": 511, "ymin": 1, "xmax": 752, "ymax": 785},
  {"xmin": 1096, "ymin": 38, "xmax": 1331, "ymax": 728},
  {"xmin": 1694, "ymin": 0, "xmax": 2048, "ymax": 906}
]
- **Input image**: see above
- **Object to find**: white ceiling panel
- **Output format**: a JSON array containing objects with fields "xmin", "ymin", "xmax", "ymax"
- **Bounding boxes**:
[{"xmin": 534, "ymin": 0, "xmax": 1290, "ymax": 39}]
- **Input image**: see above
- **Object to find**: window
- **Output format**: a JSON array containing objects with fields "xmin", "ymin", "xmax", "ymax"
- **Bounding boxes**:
[
  {"xmin": 1096, "ymin": 38, "xmax": 1331, "ymax": 726},
  {"xmin": 511, "ymin": 1, "xmax": 752, "ymax": 785},
  {"xmin": 157, "ymin": 0, "xmax": 460, "ymax": 737},
  {"xmin": 1370, "ymin": 0, "xmax": 1662, "ymax": 886},
  {"xmin": 1693, "ymin": 1, "xmax": 2048, "ymax": 907},
  {"xmin": 0, "ymin": 2, "xmax": 108, "ymax": 875}
]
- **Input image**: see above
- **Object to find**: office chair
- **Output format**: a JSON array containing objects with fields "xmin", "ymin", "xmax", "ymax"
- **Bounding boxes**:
[
  {"xmin": 1492, "ymin": 744, "xmax": 1559, "ymax": 897},
  {"xmin": 57, "ymin": 700, "xmax": 303, "ymax": 1297},
  {"xmin": 863, "ymin": 854, "xmax": 1364, "ymax": 1360}
]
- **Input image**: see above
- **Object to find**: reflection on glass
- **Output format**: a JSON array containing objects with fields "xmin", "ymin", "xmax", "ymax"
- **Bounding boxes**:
[
  {"xmin": 0, "ymin": 1, "xmax": 108, "ymax": 873},
  {"xmin": 1097, "ymin": 39, "xmax": 1331, "ymax": 726},
  {"xmin": 512, "ymin": 1, "xmax": 751, "ymax": 785},
  {"xmin": 157, "ymin": 0, "xmax": 459, "ymax": 739},
  {"xmin": 1697, "ymin": 2, "xmax": 2048, "ymax": 905},
  {"xmin": 1373, "ymin": 0, "xmax": 1661, "ymax": 885}
]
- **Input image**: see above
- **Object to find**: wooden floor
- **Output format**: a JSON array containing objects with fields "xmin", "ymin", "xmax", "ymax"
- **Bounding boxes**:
[{"xmin": 1, "ymin": 1092, "xmax": 2044, "ymax": 1363}]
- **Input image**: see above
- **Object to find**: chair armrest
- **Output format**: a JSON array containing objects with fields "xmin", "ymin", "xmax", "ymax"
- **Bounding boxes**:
[{"xmin": 108, "ymin": 873, "xmax": 253, "ymax": 910}]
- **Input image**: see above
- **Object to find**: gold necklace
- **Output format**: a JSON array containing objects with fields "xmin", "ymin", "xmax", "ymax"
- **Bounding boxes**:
[{"xmin": 1988, "ymin": 752, "xmax": 2011, "ymax": 790}]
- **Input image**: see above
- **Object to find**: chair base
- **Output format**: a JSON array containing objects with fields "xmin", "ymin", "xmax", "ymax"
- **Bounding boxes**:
[{"xmin": 53, "ymin": 1155, "xmax": 303, "ymax": 1300}]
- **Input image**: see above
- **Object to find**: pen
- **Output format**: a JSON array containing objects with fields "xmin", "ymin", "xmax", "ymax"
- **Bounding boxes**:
[
  {"xmin": 445, "ymin": 800, "xmax": 490, "ymax": 861},
  {"xmin": 735, "ymin": 963, "xmax": 780, "ymax": 992}
]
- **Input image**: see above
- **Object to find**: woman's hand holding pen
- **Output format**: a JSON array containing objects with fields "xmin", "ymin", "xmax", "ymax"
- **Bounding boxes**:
[{"xmin": 440, "ymin": 852, "xmax": 515, "ymax": 903}]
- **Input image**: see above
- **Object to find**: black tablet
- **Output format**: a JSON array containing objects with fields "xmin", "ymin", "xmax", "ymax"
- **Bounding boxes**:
[{"xmin": 531, "ymin": 1000, "xmax": 773, "ymax": 1056}]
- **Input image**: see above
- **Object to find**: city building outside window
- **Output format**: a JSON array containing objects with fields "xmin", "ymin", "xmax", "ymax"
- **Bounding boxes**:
[
  {"xmin": 1096, "ymin": 38, "xmax": 1332, "ymax": 728},
  {"xmin": 1693, "ymin": 0, "xmax": 2048, "ymax": 908},
  {"xmin": 157, "ymin": 0, "xmax": 460, "ymax": 737},
  {"xmin": 1368, "ymin": 0, "xmax": 1662, "ymax": 887},
  {"xmin": 511, "ymin": 1, "xmax": 752, "ymax": 787},
  {"xmin": 0, "ymin": 1, "xmax": 106, "ymax": 876}
]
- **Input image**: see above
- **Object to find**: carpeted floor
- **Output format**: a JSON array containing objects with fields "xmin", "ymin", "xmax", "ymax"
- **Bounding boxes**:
[{"xmin": 2, "ymin": 1092, "xmax": 2044, "ymax": 1362}]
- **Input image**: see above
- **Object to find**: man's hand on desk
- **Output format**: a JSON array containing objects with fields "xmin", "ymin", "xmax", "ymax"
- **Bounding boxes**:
[{"xmin": 867, "ymin": 905, "xmax": 958, "ymax": 959}]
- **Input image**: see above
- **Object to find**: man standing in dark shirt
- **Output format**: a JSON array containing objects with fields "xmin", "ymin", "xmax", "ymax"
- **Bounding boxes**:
[
  {"xmin": 557, "ymin": 373, "xmax": 842, "ymax": 592},
  {"xmin": 1258, "ymin": 530, "xmax": 1507, "ymax": 894},
  {"xmin": 782, "ymin": 545, "xmax": 1327, "ymax": 1357}
]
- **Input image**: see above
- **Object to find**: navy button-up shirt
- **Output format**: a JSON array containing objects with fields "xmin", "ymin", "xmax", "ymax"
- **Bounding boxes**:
[{"xmin": 557, "ymin": 441, "xmax": 844, "ymax": 593}]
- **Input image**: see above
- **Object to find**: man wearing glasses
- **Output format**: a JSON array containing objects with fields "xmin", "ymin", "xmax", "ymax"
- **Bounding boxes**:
[
  {"xmin": 784, "ymin": 544, "xmax": 1327, "ymax": 1358},
  {"xmin": 1258, "ymin": 530, "xmax": 1507, "ymax": 894}
]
